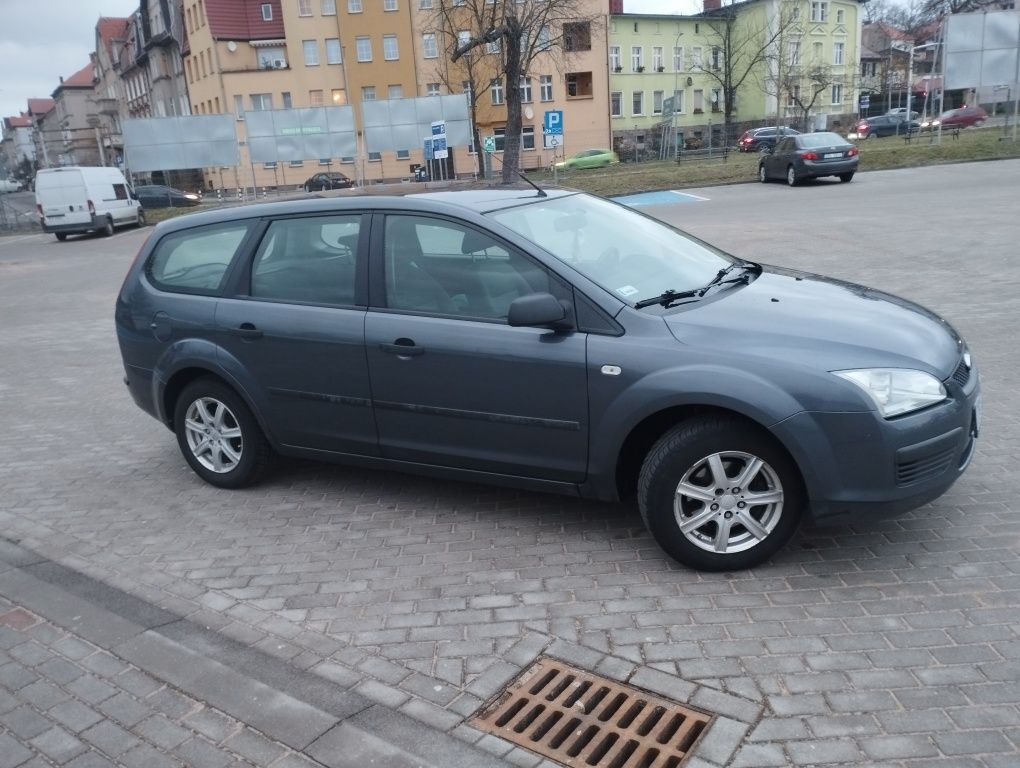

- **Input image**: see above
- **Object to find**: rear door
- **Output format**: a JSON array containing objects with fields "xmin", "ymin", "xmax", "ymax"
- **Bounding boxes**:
[
  {"xmin": 37, "ymin": 170, "xmax": 90, "ymax": 228},
  {"xmin": 216, "ymin": 212, "xmax": 376, "ymax": 454}
]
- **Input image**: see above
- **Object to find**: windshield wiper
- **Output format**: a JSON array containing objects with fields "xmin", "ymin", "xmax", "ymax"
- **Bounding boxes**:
[
  {"xmin": 698, "ymin": 262, "xmax": 759, "ymax": 295},
  {"xmin": 634, "ymin": 288, "xmax": 701, "ymax": 309}
]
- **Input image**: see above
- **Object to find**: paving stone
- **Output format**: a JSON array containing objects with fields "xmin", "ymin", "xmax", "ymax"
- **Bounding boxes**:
[
  {"xmin": 1, "ymin": 705, "xmax": 52, "ymax": 740},
  {"xmin": 860, "ymin": 734, "xmax": 939, "ymax": 760},
  {"xmin": 81, "ymin": 721, "xmax": 142, "ymax": 757},
  {"xmin": 48, "ymin": 700, "xmax": 105, "ymax": 733},
  {"xmin": 30, "ymin": 726, "xmax": 87, "ymax": 763},
  {"xmin": 0, "ymin": 731, "xmax": 33, "ymax": 768}
]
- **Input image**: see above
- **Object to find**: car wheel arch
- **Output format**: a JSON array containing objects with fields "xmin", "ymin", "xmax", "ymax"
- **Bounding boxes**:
[{"xmin": 160, "ymin": 364, "xmax": 273, "ymax": 445}]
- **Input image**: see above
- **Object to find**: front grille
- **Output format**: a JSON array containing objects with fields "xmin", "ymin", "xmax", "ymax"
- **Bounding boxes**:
[
  {"xmin": 951, "ymin": 358, "xmax": 971, "ymax": 387},
  {"xmin": 471, "ymin": 657, "xmax": 713, "ymax": 767},
  {"xmin": 897, "ymin": 447, "xmax": 955, "ymax": 486}
]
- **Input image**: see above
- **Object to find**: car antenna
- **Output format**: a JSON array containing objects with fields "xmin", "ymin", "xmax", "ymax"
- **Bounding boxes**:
[{"xmin": 486, "ymin": 148, "xmax": 547, "ymax": 197}]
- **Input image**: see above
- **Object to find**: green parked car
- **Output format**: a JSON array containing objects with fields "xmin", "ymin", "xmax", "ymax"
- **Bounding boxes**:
[{"xmin": 554, "ymin": 149, "xmax": 619, "ymax": 170}]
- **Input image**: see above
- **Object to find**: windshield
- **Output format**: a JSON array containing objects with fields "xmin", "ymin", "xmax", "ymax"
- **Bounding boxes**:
[{"xmin": 486, "ymin": 194, "xmax": 731, "ymax": 305}]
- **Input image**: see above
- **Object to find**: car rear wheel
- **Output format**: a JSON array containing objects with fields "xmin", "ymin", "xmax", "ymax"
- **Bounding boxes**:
[
  {"xmin": 839, "ymin": 172, "xmax": 855, "ymax": 183},
  {"xmin": 101, "ymin": 217, "xmax": 114, "ymax": 237},
  {"xmin": 136, "ymin": 210, "xmax": 146, "ymax": 227},
  {"xmin": 638, "ymin": 415, "xmax": 804, "ymax": 571},
  {"xmin": 174, "ymin": 378, "xmax": 272, "ymax": 489},
  {"xmin": 55, "ymin": 233, "xmax": 67, "ymax": 242},
  {"xmin": 786, "ymin": 166, "xmax": 798, "ymax": 187},
  {"xmin": 758, "ymin": 164, "xmax": 768, "ymax": 183}
]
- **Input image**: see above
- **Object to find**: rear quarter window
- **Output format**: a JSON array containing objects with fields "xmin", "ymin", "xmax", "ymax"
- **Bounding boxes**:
[{"xmin": 147, "ymin": 221, "xmax": 251, "ymax": 294}]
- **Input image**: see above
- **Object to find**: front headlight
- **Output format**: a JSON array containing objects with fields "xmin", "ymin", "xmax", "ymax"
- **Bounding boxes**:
[{"xmin": 834, "ymin": 368, "xmax": 947, "ymax": 418}]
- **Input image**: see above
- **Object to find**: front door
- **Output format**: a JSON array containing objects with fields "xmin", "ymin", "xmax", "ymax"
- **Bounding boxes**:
[
  {"xmin": 364, "ymin": 213, "xmax": 589, "ymax": 482},
  {"xmin": 217, "ymin": 213, "xmax": 377, "ymax": 454}
]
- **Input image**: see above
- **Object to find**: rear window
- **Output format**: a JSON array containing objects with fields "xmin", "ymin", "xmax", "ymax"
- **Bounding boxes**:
[{"xmin": 147, "ymin": 221, "xmax": 251, "ymax": 294}]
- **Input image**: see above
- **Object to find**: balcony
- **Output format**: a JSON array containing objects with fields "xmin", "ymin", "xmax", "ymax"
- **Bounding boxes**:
[{"xmin": 94, "ymin": 98, "xmax": 120, "ymax": 115}]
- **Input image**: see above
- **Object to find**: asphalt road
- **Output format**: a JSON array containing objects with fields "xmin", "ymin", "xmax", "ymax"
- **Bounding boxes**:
[{"xmin": 1, "ymin": 160, "xmax": 1018, "ymax": 768}]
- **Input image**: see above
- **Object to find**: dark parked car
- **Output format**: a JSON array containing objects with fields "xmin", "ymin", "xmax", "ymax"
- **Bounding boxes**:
[
  {"xmin": 849, "ymin": 115, "xmax": 919, "ymax": 139},
  {"xmin": 759, "ymin": 132, "xmax": 860, "ymax": 185},
  {"xmin": 921, "ymin": 106, "xmax": 988, "ymax": 130},
  {"xmin": 134, "ymin": 185, "xmax": 201, "ymax": 209},
  {"xmin": 737, "ymin": 126, "xmax": 801, "ymax": 152},
  {"xmin": 116, "ymin": 190, "xmax": 979, "ymax": 571},
  {"xmin": 303, "ymin": 172, "xmax": 353, "ymax": 192}
]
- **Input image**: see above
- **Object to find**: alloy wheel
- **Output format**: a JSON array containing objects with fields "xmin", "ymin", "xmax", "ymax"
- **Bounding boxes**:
[{"xmin": 184, "ymin": 397, "xmax": 243, "ymax": 473}]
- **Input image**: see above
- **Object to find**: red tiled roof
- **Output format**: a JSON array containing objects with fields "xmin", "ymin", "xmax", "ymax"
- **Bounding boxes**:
[
  {"xmin": 27, "ymin": 98, "xmax": 55, "ymax": 117},
  {"xmin": 97, "ymin": 16, "xmax": 131, "ymax": 62},
  {"xmin": 4, "ymin": 116, "xmax": 33, "ymax": 128},
  {"xmin": 206, "ymin": 0, "xmax": 284, "ymax": 41},
  {"xmin": 61, "ymin": 63, "xmax": 96, "ymax": 89}
]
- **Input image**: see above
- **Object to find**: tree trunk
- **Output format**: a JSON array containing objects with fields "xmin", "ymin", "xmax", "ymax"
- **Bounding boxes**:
[{"xmin": 501, "ymin": 23, "xmax": 523, "ymax": 183}]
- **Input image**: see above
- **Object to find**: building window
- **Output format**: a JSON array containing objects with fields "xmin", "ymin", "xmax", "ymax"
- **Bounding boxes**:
[
  {"xmin": 711, "ymin": 88, "xmax": 722, "ymax": 111},
  {"xmin": 234, "ymin": 94, "xmax": 245, "ymax": 120},
  {"xmin": 384, "ymin": 0, "xmax": 397, "ymax": 9},
  {"xmin": 632, "ymin": 91, "xmax": 643, "ymax": 115},
  {"xmin": 609, "ymin": 46, "xmax": 620, "ymax": 71},
  {"xmin": 693, "ymin": 88, "xmax": 704, "ymax": 112},
  {"xmin": 263, "ymin": 161, "xmax": 278, "ymax": 169},
  {"xmin": 631, "ymin": 46, "xmax": 643, "ymax": 72},
  {"xmin": 788, "ymin": 84, "xmax": 801, "ymax": 106},
  {"xmin": 303, "ymin": 40, "xmax": 319, "ymax": 66},
  {"xmin": 519, "ymin": 76, "xmax": 532, "ymax": 103},
  {"xmin": 537, "ymin": 25, "xmax": 551, "ymax": 51},
  {"xmin": 711, "ymin": 46, "xmax": 723, "ymax": 71},
  {"xmin": 290, "ymin": 160, "xmax": 304, "ymax": 167},
  {"xmin": 318, "ymin": 158, "xmax": 331, "ymax": 165},
  {"xmin": 356, "ymin": 36, "xmax": 372, "ymax": 62},
  {"xmin": 493, "ymin": 127, "xmax": 505, "ymax": 152},
  {"xmin": 486, "ymin": 39, "xmax": 501, "ymax": 54},
  {"xmin": 348, "ymin": 0, "xmax": 362, "ymax": 11},
  {"xmin": 298, "ymin": 0, "xmax": 312, "ymax": 16},
  {"xmin": 836, "ymin": 8, "xmax": 844, "ymax": 23},
  {"xmin": 522, "ymin": 126, "xmax": 535, "ymax": 150},
  {"xmin": 326, "ymin": 38, "xmax": 341, "ymax": 64},
  {"xmin": 250, "ymin": 93, "xmax": 273, "ymax": 110},
  {"xmin": 322, "ymin": 0, "xmax": 336, "ymax": 14},
  {"xmin": 257, "ymin": 46, "xmax": 286, "ymax": 69},
  {"xmin": 539, "ymin": 74, "xmax": 552, "ymax": 101},
  {"xmin": 811, "ymin": 1, "xmax": 828, "ymax": 22},
  {"xmin": 673, "ymin": 89, "xmax": 685, "ymax": 113},
  {"xmin": 566, "ymin": 72, "xmax": 592, "ymax": 98},
  {"xmin": 419, "ymin": 0, "xmax": 433, "ymax": 7},
  {"xmin": 490, "ymin": 78, "xmax": 504, "ymax": 105},
  {"xmin": 831, "ymin": 83, "xmax": 843, "ymax": 104},
  {"xmin": 653, "ymin": 90, "xmax": 663, "ymax": 114},
  {"xmin": 691, "ymin": 47, "xmax": 702, "ymax": 68},
  {"xmin": 309, "ymin": 89, "xmax": 324, "ymax": 105},
  {"xmin": 397, "ymin": 149, "xmax": 410, "ymax": 159},
  {"xmin": 673, "ymin": 46, "xmax": 683, "ymax": 72},
  {"xmin": 610, "ymin": 91, "xmax": 622, "ymax": 117},
  {"xmin": 457, "ymin": 30, "xmax": 471, "ymax": 50},
  {"xmin": 368, "ymin": 151, "xmax": 381, "ymax": 161},
  {"xmin": 362, "ymin": 86, "xmax": 376, "ymax": 101},
  {"xmin": 388, "ymin": 84, "xmax": 403, "ymax": 99},
  {"xmin": 833, "ymin": 42, "xmax": 844, "ymax": 65},
  {"xmin": 426, "ymin": 82, "xmax": 441, "ymax": 96},
  {"xmin": 261, "ymin": 3, "xmax": 272, "ymax": 21},
  {"xmin": 791, "ymin": 6, "xmax": 800, "ymax": 20},
  {"xmin": 282, "ymin": 91, "xmax": 292, "ymax": 108},
  {"xmin": 332, "ymin": 88, "xmax": 346, "ymax": 104},
  {"xmin": 423, "ymin": 33, "xmax": 438, "ymax": 58},
  {"xmin": 563, "ymin": 21, "xmax": 591, "ymax": 52},
  {"xmin": 652, "ymin": 46, "xmax": 663, "ymax": 71},
  {"xmin": 789, "ymin": 41, "xmax": 800, "ymax": 66},
  {"xmin": 383, "ymin": 35, "xmax": 399, "ymax": 61}
]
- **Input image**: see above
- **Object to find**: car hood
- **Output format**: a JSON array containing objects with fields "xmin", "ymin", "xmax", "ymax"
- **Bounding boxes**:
[{"xmin": 663, "ymin": 265, "xmax": 963, "ymax": 376}]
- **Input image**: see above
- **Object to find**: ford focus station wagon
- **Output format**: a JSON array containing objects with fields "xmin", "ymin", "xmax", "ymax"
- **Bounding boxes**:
[{"xmin": 116, "ymin": 189, "xmax": 980, "ymax": 571}]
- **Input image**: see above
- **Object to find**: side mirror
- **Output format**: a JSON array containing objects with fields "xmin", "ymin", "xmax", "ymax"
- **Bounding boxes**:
[{"xmin": 507, "ymin": 293, "xmax": 569, "ymax": 329}]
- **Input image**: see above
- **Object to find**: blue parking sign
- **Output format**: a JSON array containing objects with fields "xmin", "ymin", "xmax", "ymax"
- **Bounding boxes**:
[{"xmin": 543, "ymin": 110, "xmax": 563, "ymax": 135}]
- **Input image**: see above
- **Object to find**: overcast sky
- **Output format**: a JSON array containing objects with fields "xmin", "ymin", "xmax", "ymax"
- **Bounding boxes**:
[
  {"xmin": 0, "ymin": 0, "xmax": 704, "ymax": 119},
  {"xmin": 0, "ymin": 0, "xmax": 141, "ymax": 119}
]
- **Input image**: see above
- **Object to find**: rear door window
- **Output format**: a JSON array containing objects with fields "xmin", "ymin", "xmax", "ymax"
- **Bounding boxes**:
[{"xmin": 147, "ymin": 221, "xmax": 251, "ymax": 294}]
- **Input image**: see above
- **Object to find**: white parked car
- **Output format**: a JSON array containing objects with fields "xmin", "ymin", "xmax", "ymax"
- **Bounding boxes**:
[
  {"xmin": 0, "ymin": 178, "xmax": 22, "ymax": 193},
  {"xmin": 886, "ymin": 108, "xmax": 919, "ymax": 120}
]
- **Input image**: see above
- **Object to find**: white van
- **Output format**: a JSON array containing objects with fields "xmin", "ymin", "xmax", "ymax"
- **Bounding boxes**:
[{"xmin": 35, "ymin": 166, "xmax": 144, "ymax": 241}]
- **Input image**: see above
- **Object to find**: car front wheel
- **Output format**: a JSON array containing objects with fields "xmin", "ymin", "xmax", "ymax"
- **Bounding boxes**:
[
  {"xmin": 758, "ymin": 164, "xmax": 768, "ymax": 183},
  {"xmin": 638, "ymin": 416, "xmax": 804, "ymax": 571},
  {"xmin": 786, "ymin": 166, "xmax": 798, "ymax": 187},
  {"xmin": 174, "ymin": 378, "xmax": 272, "ymax": 489}
]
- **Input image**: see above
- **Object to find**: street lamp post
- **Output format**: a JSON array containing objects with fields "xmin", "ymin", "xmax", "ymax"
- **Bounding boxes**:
[
  {"xmin": 672, "ymin": 31, "xmax": 683, "ymax": 159},
  {"xmin": 906, "ymin": 42, "xmax": 939, "ymax": 126}
]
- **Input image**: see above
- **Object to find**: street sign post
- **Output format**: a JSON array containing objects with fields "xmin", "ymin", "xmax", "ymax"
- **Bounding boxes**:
[
  {"xmin": 543, "ymin": 110, "xmax": 563, "ymax": 135},
  {"xmin": 483, "ymin": 135, "xmax": 496, "ymax": 153},
  {"xmin": 543, "ymin": 134, "xmax": 561, "ymax": 149}
]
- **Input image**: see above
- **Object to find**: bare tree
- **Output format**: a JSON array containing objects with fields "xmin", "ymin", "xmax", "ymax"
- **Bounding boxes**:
[
  {"xmin": 693, "ymin": 7, "xmax": 799, "ymax": 145},
  {"xmin": 439, "ymin": 0, "xmax": 598, "ymax": 183},
  {"xmin": 786, "ymin": 66, "xmax": 846, "ymax": 130}
]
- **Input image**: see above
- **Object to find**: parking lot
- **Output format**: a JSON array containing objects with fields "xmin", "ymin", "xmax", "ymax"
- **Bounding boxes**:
[{"xmin": 1, "ymin": 160, "xmax": 1018, "ymax": 767}]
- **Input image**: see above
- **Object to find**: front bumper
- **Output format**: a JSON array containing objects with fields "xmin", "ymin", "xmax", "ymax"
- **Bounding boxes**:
[{"xmin": 773, "ymin": 363, "xmax": 980, "ymax": 523}]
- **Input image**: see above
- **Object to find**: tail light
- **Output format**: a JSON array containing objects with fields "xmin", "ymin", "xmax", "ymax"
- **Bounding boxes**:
[
  {"xmin": 799, "ymin": 151, "xmax": 819, "ymax": 161},
  {"xmin": 87, "ymin": 199, "xmax": 96, "ymax": 216},
  {"xmin": 848, "ymin": 147, "xmax": 859, "ymax": 157},
  {"xmin": 859, "ymin": 122, "xmax": 869, "ymax": 131}
]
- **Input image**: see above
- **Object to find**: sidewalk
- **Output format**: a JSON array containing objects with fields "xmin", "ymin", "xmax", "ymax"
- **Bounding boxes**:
[{"xmin": 0, "ymin": 538, "xmax": 515, "ymax": 768}]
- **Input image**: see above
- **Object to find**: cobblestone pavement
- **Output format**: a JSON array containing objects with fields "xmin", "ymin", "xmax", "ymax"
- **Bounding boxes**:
[{"xmin": 2, "ymin": 161, "xmax": 1019, "ymax": 767}]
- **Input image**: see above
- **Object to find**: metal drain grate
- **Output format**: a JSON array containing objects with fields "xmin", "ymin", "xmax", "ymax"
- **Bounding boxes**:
[{"xmin": 471, "ymin": 657, "xmax": 714, "ymax": 767}]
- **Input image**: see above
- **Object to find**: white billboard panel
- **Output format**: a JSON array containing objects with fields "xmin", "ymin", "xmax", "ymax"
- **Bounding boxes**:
[
  {"xmin": 123, "ymin": 115, "xmax": 239, "ymax": 172},
  {"xmin": 945, "ymin": 10, "xmax": 1020, "ymax": 89}
]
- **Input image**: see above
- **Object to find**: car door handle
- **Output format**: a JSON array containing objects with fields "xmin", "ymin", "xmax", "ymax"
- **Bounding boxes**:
[
  {"xmin": 231, "ymin": 323, "xmax": 263, "ymax": 340},
  {"xmin": 379, "ymin": 340, "xmax": 424, "ymax": 357}
]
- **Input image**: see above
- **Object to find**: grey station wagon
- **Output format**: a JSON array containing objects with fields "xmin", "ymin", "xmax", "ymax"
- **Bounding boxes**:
[{"xmin": 116, "ymin": 189, "xmax": 980, "ymax": 570}]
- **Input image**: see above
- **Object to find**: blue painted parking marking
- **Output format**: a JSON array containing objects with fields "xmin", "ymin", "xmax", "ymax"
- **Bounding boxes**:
[{"xmin": 611, "ymin": 190, "xmax": 708, "ymax": 207}]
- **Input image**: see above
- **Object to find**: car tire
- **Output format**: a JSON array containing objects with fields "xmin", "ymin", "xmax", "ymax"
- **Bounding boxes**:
[
  {"xmin": 786, "ymin": 166, "xmax": 798, "ymax": 187},
  {"xmin": 304, "ymin": 184, "xmax": 311, "ymax": 192},
  {"xmin": 758, "ymin": 164, "xmax": 768, "ymax": 183},
  {"xmin": 101, "ymin": 217, "xmax": 114, "ymax": 237},
  {"xmin": 136, "ymin": 210, "xmax": 146, "ymax": 227},
  {"xmin": 55, "ymin": 233, "xmax": 67, "ymax": 242},
  {"xmin": 637, "ymin": 415, "xmax": 804, "ymax": 571},
  {"xmin": 173, "ymin": 378, "xmax": 272, "ymax": 489},
  {"xmin": 839, "ymin": 172, "xmax": 855, "ymax": 183},
  {"xmin": 868, "ymin": 131, "xmax": 879, "ymax": 140}
]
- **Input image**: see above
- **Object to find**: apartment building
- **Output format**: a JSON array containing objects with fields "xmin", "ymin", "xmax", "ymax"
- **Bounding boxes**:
[
  {"xmin": 1, "ymin": 116, "xmax": 37, "ymax": 165},
  {"xmin": 51, "ymin": 64, "xmax": 103, "ymax": 167}
]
